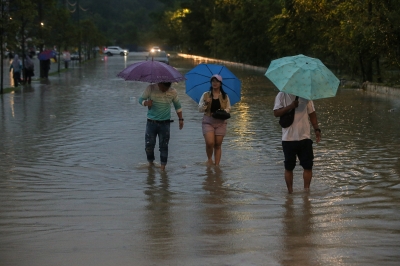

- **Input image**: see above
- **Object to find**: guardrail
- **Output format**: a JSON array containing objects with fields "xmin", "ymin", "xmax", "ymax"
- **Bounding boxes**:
[{"xmin": 177, "ymin": 53, "xmax": 267, "ymax": 73}]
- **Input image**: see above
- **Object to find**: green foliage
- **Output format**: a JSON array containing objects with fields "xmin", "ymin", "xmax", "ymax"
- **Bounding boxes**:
[
  {"xmin": 4, "ymin": 0, "xmax": 37, "ymax": 53},
  {"xmin": 2, "ymin": 0, "xmax": 400, "ymax": 85},
  {"xmin": 79, "ymin": 0, "xmax": 164, "ymax": 47},
  {"xmin": 178, "ymin": 0, "xmax": 215, "ymax": 55}
]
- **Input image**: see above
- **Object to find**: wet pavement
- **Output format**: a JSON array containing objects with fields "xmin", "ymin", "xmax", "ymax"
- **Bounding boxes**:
[
  {"xmin": 0, "ymin": 53, "xmax": 400, "ymax": 266},
  {"xmin": 1, "ymin": 53, "xmax": 98, "ymax": 89}
]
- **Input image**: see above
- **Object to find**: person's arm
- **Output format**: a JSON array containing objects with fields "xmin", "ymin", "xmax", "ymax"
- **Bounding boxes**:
[
  {"xmin": 273, "ymin": 99, "xmax": 298, "ymax": 117},
  {"xmin": 224, "ymin": 95, "xmax": 231, "ymax": 113},
  {"xmin": 172, "ymin": 91, "xmax": 184, "ymax": 130},
  {"xmin": 198, "ymin": 92, "xmax": 208, "ymax": 112},
  {"xmin": 309, "ymin": 111, "xmax": 321, "ymax": 143},
  {"xmin": 177, "ymin": 111, "xmax": 184, "ymax": 130},
  {"xmin": 138, "ymin": 85, "xmax": 152, "ymax": 107}
]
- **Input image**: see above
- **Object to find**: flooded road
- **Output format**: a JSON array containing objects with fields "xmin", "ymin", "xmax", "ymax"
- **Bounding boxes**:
[{"xmin": 1, "ymin": 54, "xmax": 400, "ymax": 266}]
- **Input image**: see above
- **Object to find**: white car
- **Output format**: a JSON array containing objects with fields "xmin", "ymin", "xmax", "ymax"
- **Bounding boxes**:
[{"xmin": 104, "ymin": 46, "xmax": 129, "ymax": 56}]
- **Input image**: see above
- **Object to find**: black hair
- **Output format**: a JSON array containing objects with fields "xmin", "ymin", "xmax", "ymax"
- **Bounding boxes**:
[
  {"xmin": 160, "ymin": 82, "xmax": 172, "ymax": 88},
  {"xmin": 209, "ymin": 78, "xmax": 227, "ymax": 99}
]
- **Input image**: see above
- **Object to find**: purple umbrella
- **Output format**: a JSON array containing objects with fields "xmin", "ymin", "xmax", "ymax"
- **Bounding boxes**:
[
  {"xmin": 117, "ymin": 60, "xmax": 185, "ymax": 83},
  {"xmin": 38, "ymin": 50, "xmax": 56, "ymax": 60}
]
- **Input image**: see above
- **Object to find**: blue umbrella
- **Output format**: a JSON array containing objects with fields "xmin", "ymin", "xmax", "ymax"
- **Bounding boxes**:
[
  {"xmin": 265, "ymin": 54, "xmax": 340, "ymax": 100},
  {"xmin": 38, "ymin": 50, "xmax": 56, "ymax": 60},
  {"xmin": 185, "ymin": 63, "xmax": 241, "ymax": 105}
]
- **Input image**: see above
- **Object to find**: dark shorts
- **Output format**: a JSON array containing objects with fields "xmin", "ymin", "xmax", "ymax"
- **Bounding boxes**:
[{"xmin": 282, "ymin": 139, "xmax": 314, "ymax": 171}]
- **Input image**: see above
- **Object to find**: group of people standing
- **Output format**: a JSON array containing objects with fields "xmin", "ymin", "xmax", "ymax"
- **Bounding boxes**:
[
  {"xmin": 9, "ymin": 54, "xmax": 35, "ymax": 87},
  {"xmin": 138, "ymin": 74, "xmax": 321, "ymax": 194}
]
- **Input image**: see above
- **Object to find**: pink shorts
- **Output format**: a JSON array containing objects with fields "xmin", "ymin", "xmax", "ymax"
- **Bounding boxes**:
[{"xmin": 202, "ymin": 115, "xmax": 227, "ymax": 136}]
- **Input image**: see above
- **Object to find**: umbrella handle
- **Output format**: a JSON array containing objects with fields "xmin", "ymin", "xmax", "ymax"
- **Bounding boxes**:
[{"xmin": 147, "ymin": 98, "xmax": 152, "ymax": 110}]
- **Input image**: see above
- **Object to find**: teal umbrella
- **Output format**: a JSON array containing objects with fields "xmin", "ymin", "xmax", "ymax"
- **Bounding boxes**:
[{"xmin": 265, "ymin": 54, "xmax": 340, "ymax": 100}]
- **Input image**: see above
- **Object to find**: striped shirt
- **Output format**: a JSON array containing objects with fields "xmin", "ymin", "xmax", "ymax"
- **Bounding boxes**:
[{"xmin": 138, "ymin": 84, "xmax": 182, "ymax": 121}]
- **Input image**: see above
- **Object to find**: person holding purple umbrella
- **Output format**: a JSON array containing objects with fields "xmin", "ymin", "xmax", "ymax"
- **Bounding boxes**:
[
  {"xmin": 138, "ymin": 82, "xmax": 184, "ymax": 171},
  {"xmin": 198, "ymin": 74, "xmax": 231, "ymax": 166}
]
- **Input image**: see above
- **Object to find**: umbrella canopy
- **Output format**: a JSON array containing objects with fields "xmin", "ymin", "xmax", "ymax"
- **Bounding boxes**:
[
  {"xmin": 185, "ymin": 63, "xmax": 241, "ymax": 105},
  {"xmin": 117, "ymin": 60, "xmax": 185, "ymax": 83},
  {"xmin": 265, "ymin": 54, "xmax": 340, "ymax": 100},
  {"xmin": 38, "ymin": 50, "xmax": 56, "ymax": 60}
]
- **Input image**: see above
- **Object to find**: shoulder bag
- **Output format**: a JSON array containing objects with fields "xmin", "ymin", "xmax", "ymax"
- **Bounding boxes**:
[
  {"xmin": 279, "ymin": 96, "xmax": 298, "ymax": 128},
  {"xmin": 212, "ymin": 109, "xmax": 231, "ymax": 120}
]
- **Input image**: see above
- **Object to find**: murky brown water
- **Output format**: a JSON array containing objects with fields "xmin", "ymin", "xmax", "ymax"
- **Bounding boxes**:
[{"xmin": 1, "ymin": 54, "xmax": 399, "ymax": 266}]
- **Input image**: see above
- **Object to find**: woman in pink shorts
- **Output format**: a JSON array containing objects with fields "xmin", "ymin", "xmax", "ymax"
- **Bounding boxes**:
[{"xmin": 198, "ymin": 74, "xmax": 231, "ymax": 166}]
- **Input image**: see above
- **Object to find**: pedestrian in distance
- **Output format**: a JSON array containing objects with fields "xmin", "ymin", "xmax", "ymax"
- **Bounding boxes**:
[
  {"xmin": 198, "ymin": 74, "xmax": 231, "ymax": 166},
  {"xmin": 9, "ymin": 54, "xmax": 22, "ymax": 87},
  {"xmin": 23, "ymin": 54, "xmax": 35, "ymax": 84},
  {"xmin": 273, "ymin": 92, "xmax": 321, "ymax": 194},
  {"xmin": 41, "ymin": 59, "xmax": 50, "ymax": 78},
  {"xmin": 63, "ymin": 50, "xmax": 71, "ymax": 69},
  {"xmin": 138, "ymin": 82, "xmax": 184, "ymax": 171}
]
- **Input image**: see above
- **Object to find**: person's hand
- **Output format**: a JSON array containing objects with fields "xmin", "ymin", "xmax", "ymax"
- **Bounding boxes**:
[
  {"xmin": 204, "ymin": 98, "xmax": 212, "ymax": 104},
  {"xmin": 315, "ymin": 130, "xmax": 321, "ymax": 143},
  {"xmin": 179, "ymin": 119, "xmax": 184, "ymax": 130},
  {"xmin": 146, "ymin": 99, "xmax": 153, "ymax": 107},
  {"xmin": 292, "ymin": 99, "xmax": 299, "ymax": 108}
]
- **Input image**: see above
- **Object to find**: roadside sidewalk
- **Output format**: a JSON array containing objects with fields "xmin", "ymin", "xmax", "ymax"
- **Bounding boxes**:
[{"xmin": 1, "ymin": 56, "xmax": 79, "ymax": 89}]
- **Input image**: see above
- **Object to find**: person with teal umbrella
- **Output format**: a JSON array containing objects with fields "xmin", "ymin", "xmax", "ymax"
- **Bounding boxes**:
[
  {"xmin": 273, "ymin": 92, "xmax": 321, "ymax": 194},
  {"xmin": 267, "ymin": 54, "xmax": 338, "ymax": 193}
]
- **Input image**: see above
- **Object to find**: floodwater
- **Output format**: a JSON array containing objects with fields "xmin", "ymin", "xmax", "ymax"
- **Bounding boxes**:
[{"xmin": 1, "ymin": 54, "xmax": 399, "ymax": 266}]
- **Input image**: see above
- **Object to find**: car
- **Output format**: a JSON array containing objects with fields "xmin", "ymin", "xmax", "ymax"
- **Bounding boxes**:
[
  {"xmin": 104, "ymin": 46, "xmax": 129, "ymax": 56},
  {"xmin": 146, "ymin": 50, "xmax": 169, "ymax": 64},
  {"xmin": 70, "ymin": 53, "xmax": 81, "ymax": 60},
  {"xmin": 150, "ymin": 46, "xmax": 161, "ymax": 52}
]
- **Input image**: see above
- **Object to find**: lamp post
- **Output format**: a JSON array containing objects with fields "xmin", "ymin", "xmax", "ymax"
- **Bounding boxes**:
[
  {"xmin": 38, "ymin": 0, "xmax": 44, "ymax": 78},
  {"xmin": 0, "ymin": 0, "xmax": 8, "ymax": 94}
]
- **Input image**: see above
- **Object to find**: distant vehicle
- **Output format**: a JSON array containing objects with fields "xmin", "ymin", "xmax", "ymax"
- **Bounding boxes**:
[
  {"xmin": 104, "ymin": 46, "xmax": 129, "ymax": 56},
  {"xmin": 70, "ymin": 53, "xmax": 81, "ymax": 60},
  {"xmin": 147, "ymin": 50, "xmax": 169, "ymax": 65},
  {"xmin": 150, "ymin": 46, "xmax": 161, "ymax": 53}
]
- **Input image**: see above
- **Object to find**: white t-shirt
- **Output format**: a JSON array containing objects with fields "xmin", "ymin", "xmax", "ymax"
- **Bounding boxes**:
[{"xmin": 273, "ymin": 92, "xmax": 315, "ymax": 141}]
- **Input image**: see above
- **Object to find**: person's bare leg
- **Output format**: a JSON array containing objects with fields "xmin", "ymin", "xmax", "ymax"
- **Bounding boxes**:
[
  {"xmin": 160, "ymin": 164, "xmax": 166, "ymax": 171},
  {"xmin": 285, "ymin": 170, "xmax": 294, "ymax": 194},
  {"xmin": 214, "ymin": 135, "xmax": 224, "ymax": 166},
  {"xmin": 204, "ymin": 132, "xmax": 215, "ymax": 165},
  {"xmin": 303, "ymin": 169, "xmax": 312, "ymax": 191}
]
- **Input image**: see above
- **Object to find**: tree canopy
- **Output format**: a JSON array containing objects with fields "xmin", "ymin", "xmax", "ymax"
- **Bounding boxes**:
[{"xmin": 2, "ymin": 0, "xmax": 400, "ymax": 84}]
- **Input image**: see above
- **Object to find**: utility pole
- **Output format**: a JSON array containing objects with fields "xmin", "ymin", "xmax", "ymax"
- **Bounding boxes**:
[
  {"xmin": 77, "ymin": 0, "xmax": 81, "ymax": 63},
  {"xmin": 1, "ymin": 1, "xmax": 5, "ymax": 94},
  {"xmin": 38, "ymin": 0, "xmax": 44, "ymax": 78},
  {"xmin": 68, "ymin": 0, "xmax": 86, "ymax": 63}
]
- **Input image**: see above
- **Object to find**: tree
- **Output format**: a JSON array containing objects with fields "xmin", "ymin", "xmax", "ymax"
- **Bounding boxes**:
[
  {"xmin": 179, "ymin": 0, "xmax": 215, "ymax": 55},
  {"xmin": 212, "ymin": 0, "xmax": 281, "ymax": 65}
]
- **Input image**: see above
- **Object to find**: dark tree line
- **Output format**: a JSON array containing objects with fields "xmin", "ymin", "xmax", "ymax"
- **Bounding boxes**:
[
  {"xmin": 152, "ymin": 0, "xmax": 400, "ymax": 84},
  {"xmin": 2, "ymin": 0, "xmax": 400, "ymax": 89},
  {"xmin": 1, "ymin": 0, "xmax": 108, "ymax": 92}
]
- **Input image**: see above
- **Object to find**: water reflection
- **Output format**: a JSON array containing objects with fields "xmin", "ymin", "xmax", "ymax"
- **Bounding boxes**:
[
  {"xmin": 202, "ymin": 166, "xmax": 226, "ymax": 203},
  {"xmin": 201, "ymin": 166, "xmax": 232, "ymax": 255},
  {"xmin": 202, "ymin": 166, "xmax": 229, "ymax": 232},
  {"xmin": 281, "ymin": 195, "xmax": 315, "ymax": 266},
  {"xmin": 1, "ymin": 54, "xmax": 400, "ymax": 265},
  {"xmin": 144, "ymin": 166, "xmax": 173, "ymax": 259}
]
